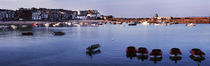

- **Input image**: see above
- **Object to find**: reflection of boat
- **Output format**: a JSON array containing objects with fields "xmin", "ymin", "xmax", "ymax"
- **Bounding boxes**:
[
  {"xmin": 86, "ymin": 44, "xmax": 101, "ymax": 51},
  {"xmin": 186, "ymin": 23, "xmax": 196, "ymax": 27},
  {"xmin": 150, "ymin": 49, "xmax": 162, "ymax": 57},
  {"xmin": 53, "ymin": 31, "xmax": 65, "ymax": 36},
  {"xmin": 142, "ymin": 21, "xmax": 150, "ymax": 26},
  {"xmin": 86, "ymin": 49, "xmax": 101, "ymax": 57},
  {"xmin": 170, "ymin": 56, "xmax": 182, "ymax": 64},
  {"xmin": 190, "ymin": 48, "xmax": 205, "ymax": 56},
  {"xmin": 150, "ymin": 56, "xmax": 162, "ymax": 64},
  {"xmin": 128, "ymin": 22, "xmax": 137, "ymax": 26},
  {"xmin": 137, "ymin": 55, "xmax": 148, "ymax": 61},
  {"xmin": 22, "ymin": 32, "xmax": 33, "ymax": 36},
  {"xmin": 137, "ymin": 47, "xmax": 148, "ymax": 55},
  {"xmin": 190, "ymin": 55, "xmax": 205, "ymax": 63},
  {"xmin": 170, "ymin": 48, "xmax": 182, "ymax": 56}
]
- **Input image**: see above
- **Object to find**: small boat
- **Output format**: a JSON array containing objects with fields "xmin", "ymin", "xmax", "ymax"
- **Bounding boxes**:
[
  {"xmin": 126, "ymin": 46, "xmax": 137, "ymax": 53},
  {"xmin": 86, "ymin": 44, "xmax": 101, "ymax": 51},
  {"xmin": 44, "ymin": 23, "xmax": 50, "ymax": 27},
  {"xmin": 170, "ymin": 48, "xmax": 182, "ymax": 55},
  {"xmin": 190, "ymin": 48, "xmax": 205, "ymax": 56},
  {"xmin": 116, "ymin": 22, "xmax": 122, "ymax": 24},
  {"xmin": 53, "ymin": 31, "xmax": 65, "ymax": 36},
  {"xmin": 142, "ymin": 21, "xmax": 150, "ymax": 26},
  {"xmin": 126, "ymin": 46, "xmax": 137, "ymax": 59},
  {"xmin": 150, "ymin": 49, "xmax": 162, "ymax": 56},
  {"xmin": 137, "ymin": 47, "xmax": 148, "ymax": 54},
  {"xmin": 10, "ymin": 25, "xmax": 17, "ymax": 30},
  {"xmin": 186, "ymin": 23, "xmax": 196, "ymax": 27},
  {"xmin": 33, "ymin": 23, "xmax": 38, "ymax": 27},
  {"xmin": 154, "ymin": 23, "xmax": 161, "ymax": 26},
  {"xmin": 128, "ymin": 22, "xmax": 137, "ymax": 26},
  {"xmin": 22, "ymin": 32, "xmax": 33, "ymax": 36}
]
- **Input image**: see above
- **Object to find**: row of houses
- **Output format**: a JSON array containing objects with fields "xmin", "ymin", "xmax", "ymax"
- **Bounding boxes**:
[{"xmin": 0, "ymin": 8, "xmax": 102, "ymax": 21}]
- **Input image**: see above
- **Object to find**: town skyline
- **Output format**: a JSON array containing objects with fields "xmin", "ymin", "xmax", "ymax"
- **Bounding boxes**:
[{"xmin": 0, "ymin": 0, "xmax": 210, "ymax": 18}]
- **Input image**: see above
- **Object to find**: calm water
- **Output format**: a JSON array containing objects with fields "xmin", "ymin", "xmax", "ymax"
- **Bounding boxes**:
[{"xmin": 0, "ymin": 23, "xmax": 210, "ymax": 66}]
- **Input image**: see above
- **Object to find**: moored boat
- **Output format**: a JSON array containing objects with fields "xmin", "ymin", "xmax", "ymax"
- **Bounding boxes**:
[
  {"xmin": 22, "ymin": 32, "xmax": 33, "ymax": 36},
  {"xmin": 86, "ymin": 44, "xmax": 101, "ymax": 51},
  {"xmin": 137, "ymin": 47, "xmax": 148, "ymax": 55},
  {"xmin": 186, "ymin": 23, "xmax": 196, "ymax": 27},
  {"xmin": 142, "ymin": 21, "xmax": 150, "ymax": 26},
  {"xmin": 170, "ymin": 48, "xmax": 182, "ymax": 56},
  {"xmin": 150, "ymin": 49, "xmax": 162, "ymax": 57},
  {"xmin": 126, "ymin": 46, "xmax": 137, "ymax": 53},
  {"xmin": 53, "ymin": 31, "xmax": 65, "ymax": 36},
  {"xmin": 190, "ymin": 48, "xmax": 205, "ymax": 56},
  {"xmin": 128, "ymin": 22, "xmax": 137, "ymax": 26}
]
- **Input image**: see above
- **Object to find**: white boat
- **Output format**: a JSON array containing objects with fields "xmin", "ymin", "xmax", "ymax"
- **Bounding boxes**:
[
  {"xmin": 44, "ymin": 23, "xmax": 50, "ymax": 27},
  {"xmin": 154, "ymin": 23, "xmax": 161, "ymax": 26},
  {"xmin": 10, "ymin": 25, "xmax": 17, "ymax": 29},
  {"xmin": 128, "ymin": 22, "xmax": 137, "ymax": 26},
  {"xmin": 142, "ymin": 21, "xmax": 150, "ymax": 26},
  {"xmin": 186, "ymin": 23, "xmax": 196, "ymax": 27},
  {"xmin": 53, "ymin": 22, "xmax": 60, "ymax": 27}
]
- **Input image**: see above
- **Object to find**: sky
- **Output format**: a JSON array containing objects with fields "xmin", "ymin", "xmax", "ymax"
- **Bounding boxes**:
[{"xmin": 0, "ymin": 0, "xmax": 210, "ymax": 18}]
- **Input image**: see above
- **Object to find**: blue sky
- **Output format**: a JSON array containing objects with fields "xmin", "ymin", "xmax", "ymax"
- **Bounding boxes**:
[{"xmin": 0, "ymin": 0, "xmax": 209, "ymax": 17}]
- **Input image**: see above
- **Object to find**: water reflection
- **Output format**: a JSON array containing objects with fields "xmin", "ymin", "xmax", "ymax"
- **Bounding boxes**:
[
  {"xmin": 150, "ymin": 56, "xmax": 162, "ymax": 64},
  {"xmin": 86, "ymin": 49, "xmax": 101, "ymax": 58},
  {"xmin": 137, "ymin": 55, "xmax": 148, "ymax": 61},
  {"xmin": 170, "ymin": 56, "xmax": 182, "ymax": 64},
  {"xmin": 189, "ymin": 55, "xmax": 205, "ymax": 66}
]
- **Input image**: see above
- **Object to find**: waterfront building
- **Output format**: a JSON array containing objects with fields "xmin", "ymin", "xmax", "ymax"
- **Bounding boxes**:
[
  {"xmin": 0, "ymin": 7, "xmax": 103, "ymax": 21},
  {"xmin": 0, "ymin": 9, "xmax": 16, "ymax": 21}
]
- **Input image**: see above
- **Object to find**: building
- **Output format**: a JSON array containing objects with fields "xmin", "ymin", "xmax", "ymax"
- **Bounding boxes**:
[
  {"xmin": 0, "ymin": 9, "xmax": 16, "ymax": 21},
  {"xmin": 0, "ymin": 8, "xmax": 103, "ymax": 21}
]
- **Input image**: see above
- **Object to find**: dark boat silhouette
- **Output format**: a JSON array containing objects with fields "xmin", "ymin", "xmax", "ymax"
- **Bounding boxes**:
[
  {"xmin": 190, "ymin": 48, "xmax": 205, "ymax": 56},
  {"xmin": 128, "ymin": 22, "xmax": 137, "ymax": 26},
  {"xmin": 53, "ymin": 31, "xmax": 65, "ymax": 36},
  {"xmin": 126, "ymin": 46, "xmax": 137, "ymax": 59},
  {"xmin": 150, "ymin": 49, "xmax": 162, "ymax": 57},
  {"xmin": 170, "ymin": 48, "xmax": 182, "ymax": 56},
  {"xmin": 137, "ymin": 47, "xmax": 148, "ymax": 55},
  {"xmin": 126, "ymin": 46, "xmax": 137, "ymax": 53},
  {"xmin": 86, "ymin": 44, "xmax": 101, "ymax": 51},
  {"xmin": 22, "ymin": 32, "xmax": 33, "ymax": 36}
]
